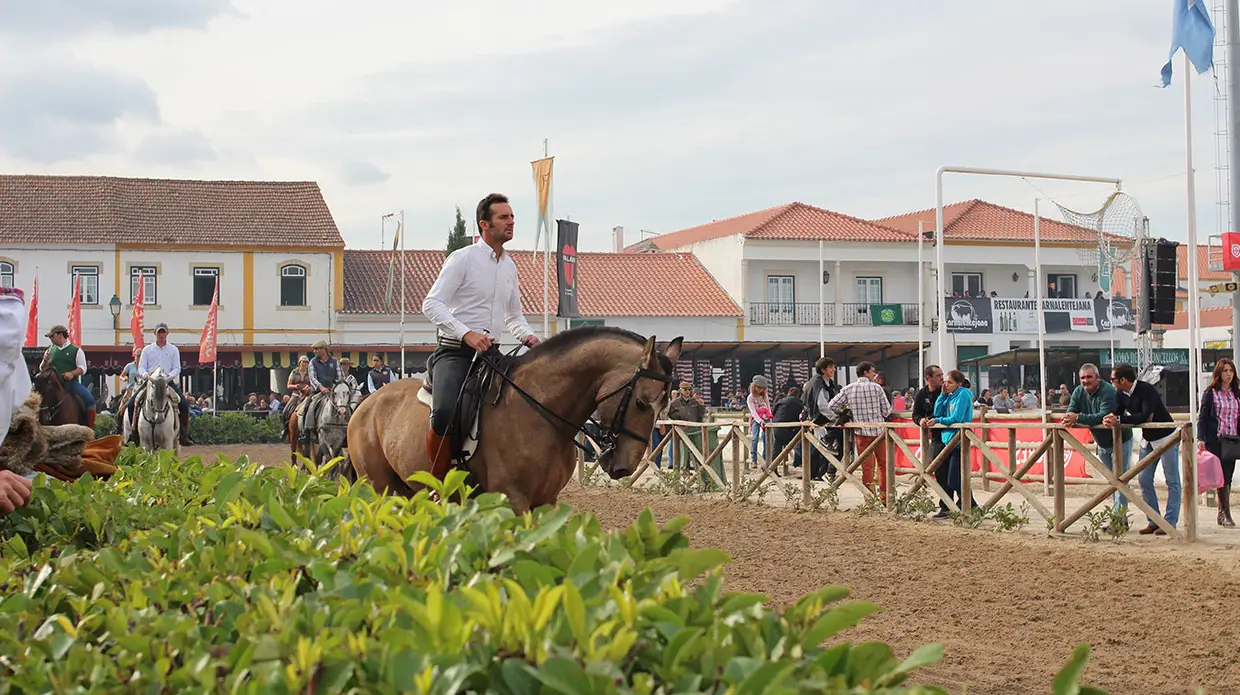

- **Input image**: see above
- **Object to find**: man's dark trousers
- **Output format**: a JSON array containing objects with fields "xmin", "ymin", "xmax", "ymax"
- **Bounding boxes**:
[{"xmin": 428, "ymin": 344, "xmax": 473, "ymax": 436}]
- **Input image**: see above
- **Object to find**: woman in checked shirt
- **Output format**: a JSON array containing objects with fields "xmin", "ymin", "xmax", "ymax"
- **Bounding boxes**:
[{"xmin": 1199, "ymin": 358, "xmax": 1240, "ymax": 527}]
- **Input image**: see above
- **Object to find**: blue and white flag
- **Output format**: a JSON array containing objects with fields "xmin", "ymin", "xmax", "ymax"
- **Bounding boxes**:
[{"xmin": 1161, "ymin": 0, "xmax": 1216, "ymax": 86}]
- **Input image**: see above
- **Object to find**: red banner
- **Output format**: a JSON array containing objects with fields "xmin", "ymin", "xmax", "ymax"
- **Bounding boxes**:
[
  {"xmin": 23, "ymin": 274, "xmax": 37, "ymax": 348},
  {"xmin": 67, "ymin": 275, "xmax": 81, "ymax": 347},
  {"xmin": 198, "ymin": 276, "xmax": 219, "ymax": 364},
  {"xmin": 130, "ymin": 279, "xmax": 145, "ymax": 351},
  {"xmin": 890, "ymin": 416, "xmax": 1093, "ymax": 481}
]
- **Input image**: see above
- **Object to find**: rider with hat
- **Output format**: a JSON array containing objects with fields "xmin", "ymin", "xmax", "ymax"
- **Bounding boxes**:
[
  {"xmin": 421, "ymin": 192, "xmax": 540, "ymax": 478},
  {"xmin": 137, "ymin": 322, "xmax": 192, "ymax": 446},
  {"xmin": 39, "ymin": 324, "xmax": 96, "ymax": 429},
  {"xmin": 298, "ymin": 340, "xmax": 340, "ymax": 443}
]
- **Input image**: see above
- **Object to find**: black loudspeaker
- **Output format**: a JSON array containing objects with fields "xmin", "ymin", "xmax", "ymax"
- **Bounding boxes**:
[{"xmin": 1141, "ymin": 239, "xmax": 1179, "ymax": 328}]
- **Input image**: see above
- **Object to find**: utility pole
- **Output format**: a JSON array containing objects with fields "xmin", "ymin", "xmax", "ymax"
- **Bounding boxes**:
[{"xmin": 1227, "ymin": 0, "xmax": 1240, "ymax": 361}]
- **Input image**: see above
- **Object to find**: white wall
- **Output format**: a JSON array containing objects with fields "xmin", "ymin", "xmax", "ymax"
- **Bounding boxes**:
[
  {"xmin": 1, "ymin": 245, "xmax": 336, "ymax": 349},
  {"xmin": 334, "ymin": 313, "xmax": 740, "ymax": 347},
  {"xmin": 684, "ymin": 234, "xmax": 744, "ymax": 305}
]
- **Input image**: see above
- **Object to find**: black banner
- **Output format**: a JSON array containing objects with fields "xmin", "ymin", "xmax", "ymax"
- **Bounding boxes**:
[
  {"xmin": 943, "ymin": 297, "xmax": 993, "ymax": 333},
  {"xmin": 946, "ymin": 296, "xmax": 1135, "ymax": 334},
  {"xmin": 556, "ymin": 219, "xmax": 581, "ymax": 318}
]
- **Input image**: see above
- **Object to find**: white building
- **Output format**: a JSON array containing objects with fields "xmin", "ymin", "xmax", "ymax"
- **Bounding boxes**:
[
  {"xmin": 626, "ymin": 199, "xmax": 1137, "ymax": 392},
  {"xmin": 0, "ymin": 174, "xmax": 344, "ymax": 403}
]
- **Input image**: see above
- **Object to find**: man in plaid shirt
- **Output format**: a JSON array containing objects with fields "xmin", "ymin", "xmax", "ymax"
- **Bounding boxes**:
[{"xmin": 823, "ymin": 361, "xmax": 893, "ymax": 503}]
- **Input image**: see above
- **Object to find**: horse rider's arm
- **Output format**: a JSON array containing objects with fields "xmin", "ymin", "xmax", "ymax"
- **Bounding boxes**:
[
  {"xmin": 166, "ymin": 345, "xmax": 182, "ymax": 379},
  {"xmin": 137, "ymin": 345, "xmax": 151, "ymax": 378},
  {"xmin": 502, "ymin": 263, "xmax": 535, "ymax": 341},
  {"xmin": 421, "ymin": 250, "xmax": 472, "ymax": 340},
  {"xmin": 308, "ymin": 364, "xmax": 326, "ymax": 391},
  {"xmin": 72, "ymin": 348, "xmax": 87, "ymax": 378}
]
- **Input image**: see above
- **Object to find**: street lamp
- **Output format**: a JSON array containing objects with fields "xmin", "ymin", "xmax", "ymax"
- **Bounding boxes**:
[{"xmin": 109, "ymin": 294, "xmax": 121, "ymax": 331}]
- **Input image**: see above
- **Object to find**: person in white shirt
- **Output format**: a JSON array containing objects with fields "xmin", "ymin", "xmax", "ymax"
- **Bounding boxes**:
[
  {"xmin": 420, "ymin": 192, "xmax": 541, "ymax": 478},
  {"xmin": 137, "ymin": 322, "xmax": 192, "ymax": 446},
  {"xmin": 0, "ymin": 286, "xmax": 34, "ymax": 515}
]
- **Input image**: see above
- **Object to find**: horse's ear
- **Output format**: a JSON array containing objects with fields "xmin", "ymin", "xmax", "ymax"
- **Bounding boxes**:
[
  {"xmin": 641, "ymin": 335, "xmax": 657, "ymax": 368},
  {"xmin": 663, "ymin": 337, "xmax": 684, "ymax": 363}
]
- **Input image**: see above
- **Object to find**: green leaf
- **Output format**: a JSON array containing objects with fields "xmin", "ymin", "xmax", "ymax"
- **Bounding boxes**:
[
  {"xmin": 667, "ymin": 548, "xmax": 730, "ymax": 581},
  {"xmin": 661, "ymin": 627, "xmax": 704, "ymax": 672},
  {"xmin": 534, "ymin": 656, "xmax": 593, "ymax": 695},
  {"xmin": 265, "ymin": 494, "xmax": 296, "ymax": 530},
  {"xmin": 1052, "ymin": 644, "xmax": 1093, "ymax": 695},
  {"xmin": 882, "ymin": 643, "xmax": 944, "ymax": 684},
  {"xmin": 717, "ymin": 592, "xmax": 767, "ymax": 616},
  {"xmin": 498, "ymin": 658, "xmax": 541, "ymax": 695},
  {"xmin": 844, "ymin": 642, "xmax": 897, "ymax": 687},
  {"xmin": 562, "ymin": 581, "xmax": 588, "ymax": 644},
  {"xmin": 315, "ymin": 661, "xmax": 354, "ymax": 694},
  {"xmin": 801, "ymin": 601, "xmax": 881, "ymax": 650}
]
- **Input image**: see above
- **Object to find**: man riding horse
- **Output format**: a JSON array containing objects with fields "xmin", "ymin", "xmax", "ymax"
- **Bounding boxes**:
[
  {"xmin": 134, "ymin": 323, "xmax": 192, "ymax": 447},
  {"xmin": 420, "ymin": 192, "xmax": 540, "ymax": 481},
  {"xmin": 297, "ymin": 340, "xmax": 341, "ymax": 443},
  {"xmin": 39, "ymin": 324, "xmax": 96, "ymax": 429}
]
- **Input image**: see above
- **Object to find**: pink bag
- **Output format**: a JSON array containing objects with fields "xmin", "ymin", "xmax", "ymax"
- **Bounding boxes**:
[{"xmin": 1198, "ymin": 446, "xmax": 1225, "ymax": 495}]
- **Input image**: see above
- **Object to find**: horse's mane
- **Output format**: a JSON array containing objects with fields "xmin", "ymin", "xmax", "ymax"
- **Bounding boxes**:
[{"xmin": 517, "ymin": 325, "xmax": 675, "ymax": 372}]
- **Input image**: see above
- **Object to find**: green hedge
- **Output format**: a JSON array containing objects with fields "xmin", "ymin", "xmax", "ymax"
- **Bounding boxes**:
[
  {"xmin": 94, "ymin": 412, "xmax": 283, "ymax": 444},
  {"xmin": 0, "ymin": 453, "xmax": 1106, "ymax": 694}
]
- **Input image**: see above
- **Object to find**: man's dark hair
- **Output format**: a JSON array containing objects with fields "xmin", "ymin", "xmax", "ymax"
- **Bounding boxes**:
[
  {"xmin": 787, "ymin": 386, "xmax": 801, "ymax": 397},
  {"xmin": 1113, "ymin": 364, "xmax": 1138, "ymax": 383},
  {"xmin": 476, "ymin": 193, "xmax": 509, "ymax": 233},
  {"xmin": 815, "ymin": 357, "xmax": 835, "ymax": 374},
  {"xmin": 856, "ymin": 361, "xmax": 876, "ymax": 378},
  {"xmin": 923, "ymin": 364, "xmax": 941, "ymax": 380}
]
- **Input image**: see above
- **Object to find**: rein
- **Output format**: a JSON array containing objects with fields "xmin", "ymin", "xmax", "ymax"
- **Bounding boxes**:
[{"xmin": 473, "ymin": 345, "xmax": 674, "ymax": 458}]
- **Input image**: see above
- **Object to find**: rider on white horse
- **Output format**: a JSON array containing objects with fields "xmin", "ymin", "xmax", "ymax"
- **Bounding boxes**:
[
  {"xmin": 137, "ymin": 323, "xmax": 193, "ymax": 447},
  {"xmin": 298, "ymin": 340, "xmax": 340, "ymax": 443}
]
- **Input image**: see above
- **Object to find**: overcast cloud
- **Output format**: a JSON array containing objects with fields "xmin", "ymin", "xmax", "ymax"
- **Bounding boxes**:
[{"xmin": 0, "ymin": 0, "xmax": 1223, "ymax": 250}]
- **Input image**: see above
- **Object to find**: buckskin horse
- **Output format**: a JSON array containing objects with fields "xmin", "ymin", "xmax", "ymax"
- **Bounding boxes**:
[
  {"xmin": 31, "ymin": 367, "xmax": 88, "ymax": 428},
  {"xmin": 347, "ymin": 327, "xmax": 684, "ymax": 514}
]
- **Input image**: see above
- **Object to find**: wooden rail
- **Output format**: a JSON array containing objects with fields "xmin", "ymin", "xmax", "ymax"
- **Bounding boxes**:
[{"xmin": 577, "ymin": 414, "xmax": 1205, "ymax": 543}]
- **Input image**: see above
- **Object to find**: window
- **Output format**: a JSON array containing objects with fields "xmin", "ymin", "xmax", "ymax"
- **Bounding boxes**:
[
  {"xmin": 193, "ymin": 267, "xmax": 219, "ymax": 306},
  {"xmin": 130, "ymin": 267, "xmax": 157, "ymax": 305},
  {"xmin": 951, "ymin": 272, "xmax": 983, "ymax": 297},
  {"xmin": 766, "ymin": 275, "xmax": 795, "ymax": 323},
  {"xmin": 856, "ymin": 277, "xmax": 883, "ymax": 304},
  {"xmin": 1046, "ymin": 273, "xmax": 1077, "ymax": 298},
  {"xmin": 71, "ymin": 266, "xmax": 99, "ymax": 305},
  {"xmin": 0, "ymin": 261, "xmax": 12, "ymax": 288},
  {"xmin": 280, "ymin": 264, "xmax": 307, "ymax": 306}
]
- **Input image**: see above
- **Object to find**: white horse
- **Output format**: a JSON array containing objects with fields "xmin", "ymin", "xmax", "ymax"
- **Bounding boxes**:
[
  {"xmin": 303, "ymin": 380, "xmax": 359, "ymax": 477},
  {"xmin": 126, "ymin": 366, "xmax": 181, "ymax": 456}
]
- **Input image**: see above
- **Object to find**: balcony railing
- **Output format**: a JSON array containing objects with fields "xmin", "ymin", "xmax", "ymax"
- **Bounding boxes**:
[
  {"xmin": 748, "ymin": 302, "xmax": 919, "ymax": 327},
  {"xmin": 749, "ymin": 302, "xmax": 834, "ymax": 326}
]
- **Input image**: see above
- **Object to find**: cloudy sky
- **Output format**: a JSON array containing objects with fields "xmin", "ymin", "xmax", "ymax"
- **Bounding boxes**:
[{"xmin": 0, "ymin": 0, "xmax": 1227, "ymax": 252}]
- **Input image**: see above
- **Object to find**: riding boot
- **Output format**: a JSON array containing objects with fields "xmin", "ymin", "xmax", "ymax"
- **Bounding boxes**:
[
  {"xmin": 1222, "ymin": 487, "xmax": 1236, "ymax": 528},
  {"xmin": 85, "ymin": 409, "xmax": 96, "ymax": 431},
  {"xmin": 427, "ymin": 430, "xmax": 454, "ymax": 481},
  {"xmin": 179, "ymin": 411, "xmax": 192, "ymax": 447}
]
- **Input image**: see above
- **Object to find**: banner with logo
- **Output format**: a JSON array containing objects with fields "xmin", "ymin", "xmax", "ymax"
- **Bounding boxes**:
[
  {"xmin": 943, "ymin": 297, "xmax": 993, "ymax": 333},
  {"xmin": 891, "ymin": 416, "xmax": 1092, "ymax": 481},
  {"xmin": 67, "ymin": 274, "xmax": 81, "ymax": 347},
  {"xmin": 198, "ymin": 276, "xmax": 219, "ymax": 364},
  {"xmin": 24, "ymin": 273, "xmax": 37, "ymax": 348},
  {"xmin": 947, "ymin": 297, "xmax": 1135, "ymax": 334},
  {"xmin": 130, "ymin": 278, "xmax": 145, "ymax": 351},
  {"xmin": 556, "ymin": 219, "xmax": 581, "ymax": 318},
  {"xmin": 870, "ymin": 303, "xmax": 903, "ymax": 326}
]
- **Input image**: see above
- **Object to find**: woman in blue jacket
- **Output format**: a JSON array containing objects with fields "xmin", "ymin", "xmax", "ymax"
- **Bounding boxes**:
[{"xmin": 919, "ymin": 369, "xmax": 975, "ymax": 518}]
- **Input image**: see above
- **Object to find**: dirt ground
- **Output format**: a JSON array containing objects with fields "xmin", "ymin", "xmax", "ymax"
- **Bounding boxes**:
[{"xmin": 181, "ymin": 444, "xmax": 1238, "ymax": 694}]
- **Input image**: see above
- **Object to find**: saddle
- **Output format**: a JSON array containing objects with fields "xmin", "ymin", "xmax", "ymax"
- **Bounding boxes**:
[{"xmin": 418, "ymin": 348, "xmax": 517, "ymax": 466}]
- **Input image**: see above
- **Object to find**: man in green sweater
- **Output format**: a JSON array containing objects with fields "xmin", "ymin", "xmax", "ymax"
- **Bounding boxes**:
[
  {"xmin": 39, "ymin": 325, "xmax": 96, "ymax": 429},
  {"xmin": 1062, "ymin": 362, "xmax": 1131, "ymax": 512}
]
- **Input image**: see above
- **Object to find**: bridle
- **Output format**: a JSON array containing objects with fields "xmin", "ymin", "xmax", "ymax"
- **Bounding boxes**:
[
  {"xmin": 475, "ymin": 346, "xmax": 674, "ymax": 459},
  {"xmin": 34, "ymin": 371, "xmax": 65, "ymax": 424},
  {"xmin": 141, "ymin": 377, "xmax": 173, "ymax": 426}
]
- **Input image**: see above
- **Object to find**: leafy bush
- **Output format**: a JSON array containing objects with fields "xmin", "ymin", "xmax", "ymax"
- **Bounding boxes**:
[
  {"xmin": 188, "ymin": 412, "xmax": 285, "ymax": 444},
  {"xmin": 94, "ymin": 413, "xmax": 116, "ymax": 439},
  {"xmin": 0, "ymin": 453, "xmax": 1106, "ymax": 694}
]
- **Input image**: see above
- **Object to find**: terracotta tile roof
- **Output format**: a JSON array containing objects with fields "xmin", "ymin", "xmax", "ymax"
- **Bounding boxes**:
[
  {"xmin": 626, "ymin": 202, "xmax": 913, "ymax": 251},
  {"xmin": 342, "ymin": 247, "xmax": 742, "ymax": 317},
  {"xmin": 1177, "ymin": 245, "xmax": 1231, "ymax": 281},
  {"xmin": 874, "ymin": 199, "xmax": 1127, "ymax": 245},
  {"xmin": 0, "ymin": 174, "xmax": 343, "ymax": 247},
  {"xmin": 1170, "ymin": 305, "xmax": 1234, "ymax": 330}
]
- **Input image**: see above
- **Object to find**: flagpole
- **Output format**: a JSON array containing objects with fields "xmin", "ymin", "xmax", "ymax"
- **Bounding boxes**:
[
  {"xmin": 818, "ymin": 240, "xmax": 825, "ymax": 358},
  {"xmin": 1184, "ymin": 50, "xmax": 1204, "ymax": 446},
  {"xmin": 542, "ymin": 140, "xmax": 552, "ymax": 337},
  {"xmin": 916, "ymin": 222, "xmax": 924, "ymax": 379},
  {"xmin": 399, "ymin": 209, "xmax": 406, "ymax": 379}
]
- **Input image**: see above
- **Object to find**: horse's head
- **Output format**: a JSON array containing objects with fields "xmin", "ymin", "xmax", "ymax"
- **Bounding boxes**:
[
  {"xmin": 32, "ymin": 366, "xmax": 60, "ymax": 395},
  {"xmin": 594, "ymin": 335, "xmax": 683, "ymax": 480},
  {"xmin": 329, "ymin": 381, "xmax": 353, "ymax": 417}
]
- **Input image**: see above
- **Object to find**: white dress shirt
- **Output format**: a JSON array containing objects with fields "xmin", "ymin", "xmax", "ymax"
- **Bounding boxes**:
[
  {"xmin": 421, "ymin": 240, "xmax": 534, "ymax": 342},
  {"xmin": 139, "ymin": 342, "xmax": 182, "ymax": 379},
  {"xmin": 0, "ymin": 290, "xmax": 31, "ymax": 450}
]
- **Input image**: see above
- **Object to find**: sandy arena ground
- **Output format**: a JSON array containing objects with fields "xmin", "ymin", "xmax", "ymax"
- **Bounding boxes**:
[{"xmin": 184, "ymin": 443, "xmax": 1240, "ymax": 694}]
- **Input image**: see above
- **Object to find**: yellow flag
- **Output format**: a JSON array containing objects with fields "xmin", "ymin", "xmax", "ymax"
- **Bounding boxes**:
[{"xmin": 531, "ymin": 156, "xmax": 554, "ymax": 249}]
